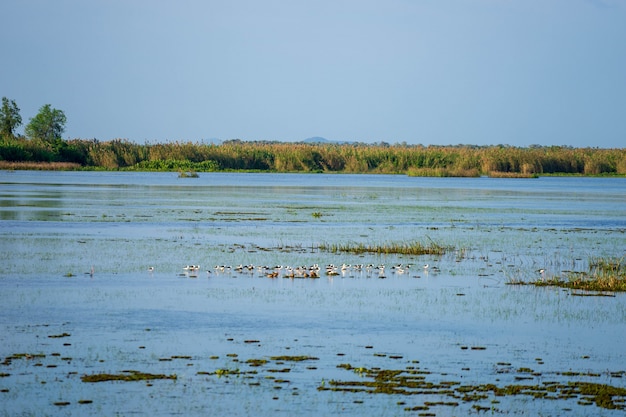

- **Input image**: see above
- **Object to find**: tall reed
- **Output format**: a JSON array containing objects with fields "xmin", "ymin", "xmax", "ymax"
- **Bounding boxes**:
[{"xmin": 1, "ymin": 137, "xmax": 625, "ymax": 176}]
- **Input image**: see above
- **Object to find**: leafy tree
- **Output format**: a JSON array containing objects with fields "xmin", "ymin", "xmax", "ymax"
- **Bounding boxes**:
[
  {"xmin": 25, "ymin": 104, "xmax": 66, "ymax": 143},
  {"xmin": 0, "ymin": 97, "xmax": 22, "ymax": 139}
]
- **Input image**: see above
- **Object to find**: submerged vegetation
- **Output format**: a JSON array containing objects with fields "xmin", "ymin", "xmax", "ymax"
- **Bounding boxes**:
[
  {"xmin": 321, "ymin": 363, "xmax": 626, "ymax": 412},
  {"xmin": 1, "ymin": 136, "xmax": 625, "ymax": 176}
]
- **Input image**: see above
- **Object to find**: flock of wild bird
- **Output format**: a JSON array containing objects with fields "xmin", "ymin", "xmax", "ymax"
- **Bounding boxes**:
[{"xmin": 159, "ymin": 263, "xmax": 439, "ymax": 279}]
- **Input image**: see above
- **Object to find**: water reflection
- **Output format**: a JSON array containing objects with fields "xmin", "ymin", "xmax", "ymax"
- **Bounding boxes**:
[{"xmin": 0, "ymin": 189, "xmax": 66, "ymax": 221}]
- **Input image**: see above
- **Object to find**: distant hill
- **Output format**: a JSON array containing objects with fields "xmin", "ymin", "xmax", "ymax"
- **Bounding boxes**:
[
  {"xmin": 303, "ymin": 136, "xmax": 358, "ymax": 145},
  {"xmin": 203, "ymin": 138, "xmax": 222, "ymax": 145},
  {"xmin": 303, "ymin": 136, "xmax": 331, "ymax": 143}
]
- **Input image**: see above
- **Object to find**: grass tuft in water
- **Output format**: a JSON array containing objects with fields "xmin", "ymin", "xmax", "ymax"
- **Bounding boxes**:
[
  {"xmin": 48, "ymin": 333, "xmax": 71, "ymax": 338},
  {"xmin": 269, "ymin": 355, "xmax": 319, "ymax": 362},
  {"xmin": 81, "ymin": 371, "xmax": 177, "ymax": 383},
  {"xmin": 318, "ymin": 240, "xmax": 450, "ymax": 256},
  {"xmin": 508, "ymin": 256, "xmax": 626, "ymax": 292}
]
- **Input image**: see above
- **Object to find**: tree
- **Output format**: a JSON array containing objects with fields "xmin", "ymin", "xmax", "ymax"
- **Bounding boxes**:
[
  {"xmin": 25, "ymin": 104, "xmax": 66, "ymax": 143},
  {"xmin": 0, "ymin": 97, "xmax": 22, "ymax": 139}
]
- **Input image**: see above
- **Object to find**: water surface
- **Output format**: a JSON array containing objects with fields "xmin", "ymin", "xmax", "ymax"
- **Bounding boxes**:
[{"xmin": 1, "ymin": 171, "xmax": 625, "ymax": 416}]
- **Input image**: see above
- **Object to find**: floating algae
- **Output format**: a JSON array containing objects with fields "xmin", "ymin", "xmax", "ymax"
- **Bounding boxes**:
[
  {"xmin": 48, "ymin": 332, "xmax": 71, "ymax": 338},
  {"xmin": 318, "ymin": 362, "xmax": 626, "ymax": 412},
  {"xmin": 81, "ymin": 371, "xmax": 177, "ymax": 383},
  {"xmin": 269, "ymin": 355, "xmax": 319, "ymax": 362}
]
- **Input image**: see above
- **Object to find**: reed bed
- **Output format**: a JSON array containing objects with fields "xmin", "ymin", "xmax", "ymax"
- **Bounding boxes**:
[
  {"xmin": 406, "ymin": 167, "xmax": 480, "ymax": 177},
  {"xmin": 317, "ymin": 240, "xmax": 450, "ymax": 256},
  {"xmin": 510, "ymin": 257, "xmax": 626, "ymax": 292},
  {"xmin": 590, "ymin": 256, "xmax": 626, "ymax": 275},
  {"xmin": 2, "ymin": 137, "xmax": 625, "ymax": 176}
]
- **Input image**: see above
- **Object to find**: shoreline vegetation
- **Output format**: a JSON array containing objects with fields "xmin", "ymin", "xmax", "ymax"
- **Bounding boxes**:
[{"xmin": 1, "ymin": 137, "xmax": 625, "ymax": 176}]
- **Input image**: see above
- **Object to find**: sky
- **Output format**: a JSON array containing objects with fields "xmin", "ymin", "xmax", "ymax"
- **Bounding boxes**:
[{"xmin": 1, "ymin": 0, "xmax": 625, "ymax": 148}]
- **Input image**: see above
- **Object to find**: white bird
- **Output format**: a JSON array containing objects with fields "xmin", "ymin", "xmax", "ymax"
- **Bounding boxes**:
[
  {"xmin": 184, "ymin": 265, "xmax": 200, "ymax": 272},
  {"xmin": 378, "ymin": 267, "xmax": 386, "ymax": 279}
]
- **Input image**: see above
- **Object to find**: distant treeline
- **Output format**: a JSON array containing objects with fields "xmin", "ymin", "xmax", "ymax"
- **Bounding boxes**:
[{"xmin": 1, "ymin": 136, "xmax": 625, "ymax": 176}]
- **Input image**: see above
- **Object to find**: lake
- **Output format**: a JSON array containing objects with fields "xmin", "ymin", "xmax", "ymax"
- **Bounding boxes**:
[{"xmin": 1, "ymin": 171, "xmax": 625, "ymax": 416}]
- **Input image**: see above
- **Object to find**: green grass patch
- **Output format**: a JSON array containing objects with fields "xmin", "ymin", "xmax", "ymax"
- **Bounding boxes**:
[
  {"xmin": 318, "ymin": 240, "xmax": 450, "ymax": 256},
  {"xmin": 509, "ymin": 257, "xmax": 626, "ymax": 292}
]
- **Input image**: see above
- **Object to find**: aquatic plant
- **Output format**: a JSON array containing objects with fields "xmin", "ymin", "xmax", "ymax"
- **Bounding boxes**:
[
  {"xmin": 319, "ymin": 363, "xmax": 626, "ymax": 411},
  {"xmin": 81, "ymin": 371, "xmax": 177, "ymax": 383},
  {"xmin": 215, "ymin": 368, "xmax": 240, "ymax": 377},
  {"xmin": 318, "ymin": 240, "xmax": 450, "ymax": 256},
  {"xmin": 509, "ymin": 256, "xmax": 626, "ymax": 292},
  {"xmin": 2, "ymin": 353, "xmax": 46, "ymax": 366},
  {"xmin": 198, "ymin": 368, "xmax": 261, "ymax": 378},
  {"xmin": 48, "ymin": 332, "xmax": 70, "ymax": 338},
  {"xmin": 246, "ymin": 359, "xmax": 268, "ymax": 367},
  {"xmin": 406, "ymin": 167, "xmax": 480, "ymax": 177},
  {"xmin": 590, "ymin": 256, "xmax": 625, "ymax": 276},
  {"xmin": 268, "ymin": 356, "xmax": 319, "ymax": 362}
]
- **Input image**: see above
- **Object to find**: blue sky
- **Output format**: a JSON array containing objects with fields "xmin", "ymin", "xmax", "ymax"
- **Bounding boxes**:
[{"xmin": 2, "ymin": 0, "xmax": 625, "ymax": 147}]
